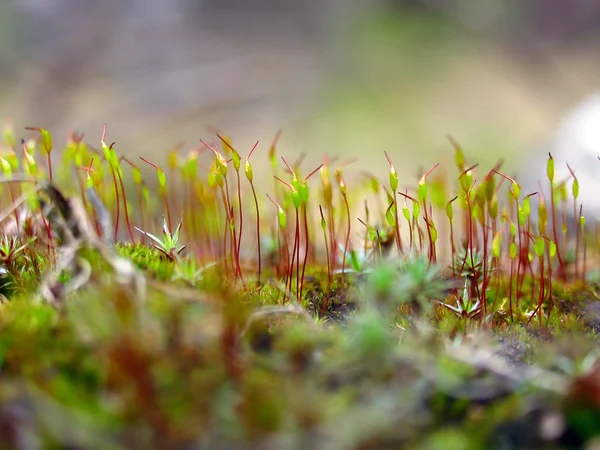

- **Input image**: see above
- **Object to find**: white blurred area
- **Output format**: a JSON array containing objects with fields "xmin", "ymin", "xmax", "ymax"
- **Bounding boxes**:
[{"xmin": 1, "ymin": 0, "xmax": 600, "ymax": 182}]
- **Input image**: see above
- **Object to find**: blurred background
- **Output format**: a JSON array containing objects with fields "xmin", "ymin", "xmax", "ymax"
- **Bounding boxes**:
[{"xmin": 1, "ymin": 0, "xmax": 600, "ymax": 184}]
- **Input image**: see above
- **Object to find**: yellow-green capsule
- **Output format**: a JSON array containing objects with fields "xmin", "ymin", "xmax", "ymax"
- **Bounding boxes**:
[
  {"xmin": 546, "ymin": 153, "xmax": 554, "ymax": 182},
  {"xmin": 492, "ymin": 233, "xmax": 501, "ymax": 258},
  {"xmin": 244, "ymin": 159, "xmax": 253, "ymax": 183},
  {"xmin": 278, "ymin": 207, "xmax": 287, "ymax": 229}
]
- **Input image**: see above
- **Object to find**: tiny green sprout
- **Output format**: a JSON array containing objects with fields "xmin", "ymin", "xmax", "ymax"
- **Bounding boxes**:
[
  {"xmin": 439, "ymin": 278, "xmax": 481, "ymax": 320},
  {"xmin": 0, "ymin": 234, "xmax": 30, "ymax": 277},
  {"xmin": 172, "ymin": 258, "xmax": 218, "ymax": 286},
  {"xmin": 134, "ymin": 216, "xmax": 187, "ymax": 261}
]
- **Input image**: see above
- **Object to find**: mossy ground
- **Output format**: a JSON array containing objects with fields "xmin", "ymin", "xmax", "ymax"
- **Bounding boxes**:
[{"xmin": 0, "ymin": 126, "xmax": 599, "ymax": 448}]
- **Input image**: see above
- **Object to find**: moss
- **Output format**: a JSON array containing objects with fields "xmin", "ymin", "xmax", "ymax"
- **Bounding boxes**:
[{"xmin": 0, "ymin": 125, "xmax": 598, "ymax": 446}]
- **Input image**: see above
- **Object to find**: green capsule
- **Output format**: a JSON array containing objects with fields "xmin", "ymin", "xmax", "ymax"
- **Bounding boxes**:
[
  {"xmin": 546, "ymin": 153, "xmax": 554, "ymax": 182},
  {"xmin": 244, "ymin": 159, "xmax": 253, "ymax": 183}
]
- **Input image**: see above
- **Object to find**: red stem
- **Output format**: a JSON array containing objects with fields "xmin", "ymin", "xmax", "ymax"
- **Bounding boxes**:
[
  {"xmin": 47, "ymin": 152, "xmax": 53, "ymax": 182},
  {"xmin": 235, "ymin": 170, "xmax": 244, "ymax": 275},
  {"xmin": 250, "ymin": 182, "xmax": 261, "ymax": 287},
  {"xmin": 300, "ymin": 203, "xmax": 310, "ymax": 300},
  {"xmin": 108, "ymin": 166, "xmax": 121, "ymax": 243},
  {"xmin": 320, "ymin": 205, "xmax": 332, "ymax": 289},
  {"xmin": 342, "ymin": 193, "xmax": 351, "ymax": 280},
  {"xmin": 116, "ymin": 169, "xmax": 135, "ymax": 243}
]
